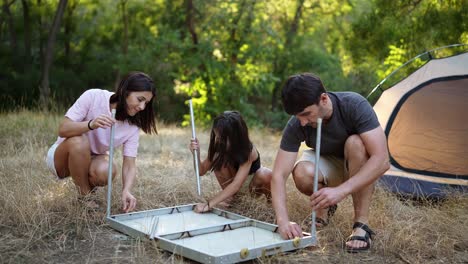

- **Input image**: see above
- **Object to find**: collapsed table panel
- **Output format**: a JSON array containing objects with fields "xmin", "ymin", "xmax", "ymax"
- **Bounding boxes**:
[
  {"xmin": 111, "ymin": 205, "xmax": 248, "ymax": 236},
  {"xmin": 108, "ymin": 205, "xmax": 316, "ymax": 263}
]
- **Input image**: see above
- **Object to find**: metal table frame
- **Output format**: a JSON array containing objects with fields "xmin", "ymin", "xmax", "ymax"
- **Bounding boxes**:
[
  {"xmin": 102, "ymin": 106, "xmax": 322, "ymax": 263},
  {"xmin": 106, "ymin": 204, "xmax": 316, "ymax": 263}
]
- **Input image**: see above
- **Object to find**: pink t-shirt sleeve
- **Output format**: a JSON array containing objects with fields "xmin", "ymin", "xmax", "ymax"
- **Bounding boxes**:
[
  {"xmin": 123, "ymin": 129, "xmax": 139, "ymax": 157},
  {"xmin": 58, "ymin": 89, "xmax": 141, "ymax": 157},
  {"xmin": 65, "ymin": 90, "xmax": 93, "ymax": 121}
]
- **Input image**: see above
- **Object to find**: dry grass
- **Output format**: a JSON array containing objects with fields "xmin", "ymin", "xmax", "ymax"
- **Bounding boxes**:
[{"xmin": 0, "ymin": 110, "xmax": 467, "ymax": 263}]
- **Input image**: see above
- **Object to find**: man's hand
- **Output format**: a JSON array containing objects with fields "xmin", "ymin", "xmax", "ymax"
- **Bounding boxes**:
[
  {"xmin": 310, "ymin": 187, "xmax": 346, "ymax": 210},
  {"xmin": 278, "ymin": 221, "xmax": 303, "ymax": 240},
  {"xmin": 121, "ymin": 190, "xmax": 137, "ymax": 213}
]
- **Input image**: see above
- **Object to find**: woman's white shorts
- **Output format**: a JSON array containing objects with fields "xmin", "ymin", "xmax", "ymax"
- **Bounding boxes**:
[{"xmin": 46, "ymin": 143, "xmax": 60, "ymax": 179}]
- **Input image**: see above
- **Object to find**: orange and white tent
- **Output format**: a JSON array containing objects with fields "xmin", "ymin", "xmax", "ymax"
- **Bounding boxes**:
[{"xmin": 373, "ymin": 47, "xmax": 468, "ymax": 198}]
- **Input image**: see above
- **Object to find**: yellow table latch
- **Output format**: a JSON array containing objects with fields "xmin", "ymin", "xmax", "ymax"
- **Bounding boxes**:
[
  {"xmin": 293, "ymin": 237, "xmax": 301, "ymax": 247},
  {"xmin": 240, "ymin": 248, "xmax": 249, "ymax": 259}
]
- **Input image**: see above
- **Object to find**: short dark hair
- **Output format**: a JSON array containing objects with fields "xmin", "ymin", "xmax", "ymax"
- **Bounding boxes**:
[
  {"xmin": 110, "ymin": 71, "xmax": 158, "ymax": 134},
  {"xmin": 281, "ymin": 73, "xmax": 326, "ymax": 115},
  {"xmin": 208, "ymin": 111, "xmax": 252, "ymax": 171}
]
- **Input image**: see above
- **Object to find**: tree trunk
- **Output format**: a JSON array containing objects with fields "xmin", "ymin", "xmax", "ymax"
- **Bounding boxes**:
[
  {"xmin": 37, "ymin": 0, "xmax": 43, "ymax": 67},
  {"xmin": 114, "ymin": 0, "xmax": 128, "ymax": 89},
  {"xmin": 185, "ymin": 0, "xmax": 213, "ymax": 113},
  {"xmin": 228, "ymin": 0, "xmax": 247, "ymax": 66},
  {"xmin": 120, "ymin": 0, "xmax": 128, "ymax": 55},
  {"xmin": 0, "ymin": 11, "xmax": 3, "ymax": 40},
  {"xmin": 227, "ymin": 0, "xmax": 255, "ymax": 106},
  {"xmin": 64, "ymin": 0, "xmax": 77, "ymax": 67},
  {"xmin": 185, "ymin": 0, "xmax": 198, "ymax": 46},
  {"xmin": 39, "ymin": 0, "xmax": 68, "ymax": 107},
  {"xmin": 2, "ymin": 0, "xmax": 17, "ymax": 52},
  {"xmin": 21, "ymin": 0, "xmax": 31, "ymax": 65},
  {"xmin": 271, "ymin": 0, "xmax": 305, "ymax": 111}
]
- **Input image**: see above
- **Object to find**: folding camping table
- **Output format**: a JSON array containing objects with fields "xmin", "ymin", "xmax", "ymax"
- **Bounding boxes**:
[
  {"xmin": 103, "ymin": 107, "xmax": 322, "ymax": 263},
  {"xmin": 106, "ymin": 204, "xmax": 315, "ymax": 263}
]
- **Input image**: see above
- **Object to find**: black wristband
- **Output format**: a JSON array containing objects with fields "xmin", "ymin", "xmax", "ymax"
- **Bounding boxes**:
[{"xmin": 88, "ymin": 119, "xmax": 94, "ymax": 130}]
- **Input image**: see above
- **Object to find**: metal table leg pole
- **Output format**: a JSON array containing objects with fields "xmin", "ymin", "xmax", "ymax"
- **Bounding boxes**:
[
  {"xmin": 106, "ymin": 109, "xmax": 116, "ymax": 218},
  {"xmin": 311, "ymin": 118, "xmax": 322, "ymax": 237},
  {"xmin": 189, "ymin": 99, "xmax": 201, "ymax": 196}
]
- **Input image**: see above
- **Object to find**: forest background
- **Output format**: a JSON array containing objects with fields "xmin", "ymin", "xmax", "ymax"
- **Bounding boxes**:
[
  {"xmin": 1, "ymin": 1, "xmax": 467, "ymax": 262},
  {"xmin": 1, "ymin": 0, "xmax": 467, "ymax": 128}
]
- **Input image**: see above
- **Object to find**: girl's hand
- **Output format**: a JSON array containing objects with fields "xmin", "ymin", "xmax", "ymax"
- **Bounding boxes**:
[
  {"xmin": 189, "ymin": 138, "xmax": 200, "ymax": 153},
  {"xmin": 194, "ymin": 202, "xmax": 211, "ymax": 213},
  {"xmin": 90, "ymin": 114, "xmax": 116, "ymax": 130}
]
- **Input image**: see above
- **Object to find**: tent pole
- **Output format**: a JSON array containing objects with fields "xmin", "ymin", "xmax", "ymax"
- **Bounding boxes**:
[
  {"xmin": 106, "ymin": 109, "xmax": 116, "ymax": 219},
  {"xmin": 311, "ymin": 118, "xmax": 322, "ymax": 238},
  {"xmin": 189, "ymin": 99, "xmax": 202, "ymax": 196},
  {"xmin": 367, "ymin": 43, "xmax": 468, "ymax": 99}
]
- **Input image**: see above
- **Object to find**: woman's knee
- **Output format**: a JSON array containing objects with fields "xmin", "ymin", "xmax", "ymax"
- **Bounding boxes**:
[
  {"xmin": 66, "ymin": 136, "xmax": 90, "ymax": 154},
  {"xmin": 89, "ymin": 162, "xmax": 117, "ymax": 186}
]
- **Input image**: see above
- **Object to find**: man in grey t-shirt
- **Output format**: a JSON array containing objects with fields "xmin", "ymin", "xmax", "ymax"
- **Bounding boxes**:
[{"xmin": 271, "ymin": 73, "xmax": 389, "ymax": 253}]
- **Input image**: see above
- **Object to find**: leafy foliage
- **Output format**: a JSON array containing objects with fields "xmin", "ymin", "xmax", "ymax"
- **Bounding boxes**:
[{"xmin": 0, "ymin": 0, "xmax": 466, "ymax": 128}]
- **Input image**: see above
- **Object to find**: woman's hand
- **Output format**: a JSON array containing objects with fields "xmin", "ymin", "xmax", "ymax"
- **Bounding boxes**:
[
  {"xmin": 90, "ymin": 114, "xmax": 116, "ymax": 130},
  {"xmin": 121, "ymin": 190, "xmax": 137, "ymax": 213},
  {"xmin": 194, "ymin": 202, "xmax": 211, "ymax": 213}
]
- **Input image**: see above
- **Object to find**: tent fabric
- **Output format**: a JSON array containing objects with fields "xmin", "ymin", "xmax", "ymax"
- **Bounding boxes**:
[
  {"xmin": 388, "ymin": 77, "xmax": 468, "ymax": 177},
  {"xmin": 373, "ymin": 51, "xmax": 468, "ymax": 198},
  {"xmin": 379, "ymin": 173, "xmax": 468, "ymax": 199}
]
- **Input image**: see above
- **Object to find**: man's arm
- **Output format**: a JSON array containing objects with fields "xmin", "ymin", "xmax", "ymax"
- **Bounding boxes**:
[
  {"xmin": 271, "ymin": 149, "xmax": 303, "ymax": 239},
  {"xmin": 310, "ymin": 126, "xmax": 390, "ymax": 209}
]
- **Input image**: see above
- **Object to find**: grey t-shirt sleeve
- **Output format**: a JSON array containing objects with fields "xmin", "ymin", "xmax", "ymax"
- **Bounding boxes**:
[
  {"xmin": 346, "ymin": 93, "xmax": 380, "ymax": 134},
  {"xmin": 280, "ymin": 116, "xmax": 304, "ymax": 152}
]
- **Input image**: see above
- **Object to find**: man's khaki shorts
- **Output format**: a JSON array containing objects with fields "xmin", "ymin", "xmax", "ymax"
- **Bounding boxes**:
[{"xmin": 294, "ymin": 149, "xmax": 346, "ymax": 187}]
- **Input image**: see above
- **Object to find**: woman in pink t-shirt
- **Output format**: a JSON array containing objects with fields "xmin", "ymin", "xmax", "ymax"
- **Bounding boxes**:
[{"xmin": 46, "ymin": 71, "xmax": 157, "ymax": 212}]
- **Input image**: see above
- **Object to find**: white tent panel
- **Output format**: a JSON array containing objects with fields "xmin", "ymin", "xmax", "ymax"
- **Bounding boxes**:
[{"xmin": 374, "ymin": 52, "xmax": 468, "ymax": 128}]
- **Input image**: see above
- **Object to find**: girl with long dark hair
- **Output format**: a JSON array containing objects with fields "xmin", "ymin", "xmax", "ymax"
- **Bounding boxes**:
[{"xmin": 189, "ymin": 111, "xmax": 272, "ymax": 213}]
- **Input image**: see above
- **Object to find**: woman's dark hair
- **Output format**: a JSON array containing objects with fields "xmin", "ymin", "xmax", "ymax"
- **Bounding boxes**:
[
  {"xmin": 281, "ymin": 73, "xmax": 326, "ymax": 115},
  {"xmin": 110, "ymin": 71, "xmax": 157, "ymax": 134},
  {"xmin": 208, "ymin": 111, "xmax": 252, "ymax": 171}
]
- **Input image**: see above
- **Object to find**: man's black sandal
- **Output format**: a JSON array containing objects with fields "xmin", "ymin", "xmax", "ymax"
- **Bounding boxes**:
[
  {"xmin": 315, "ymin": 204, "xmax": 338, "ymax": 227},
  {"xmin": 345, "ymin": 222, "xmax": 375, "ymax": 253}
]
